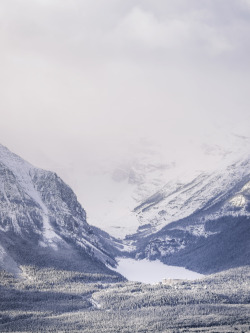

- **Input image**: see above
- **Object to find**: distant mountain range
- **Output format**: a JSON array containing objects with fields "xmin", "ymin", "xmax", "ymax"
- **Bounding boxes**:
[{"xmin": 0, "ymin": 142, "xmax": 249, "ymax": 276}]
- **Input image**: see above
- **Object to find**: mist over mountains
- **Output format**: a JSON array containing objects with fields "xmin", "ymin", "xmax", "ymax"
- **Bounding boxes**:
[
  {"xmin": 56, "ymin": 132, "xmax": 250, "ymax": 239},
  {"xmin": 1, "ymin": 1, "xmax": 250, "ymax": 331},
  {"xmin": 0, "ymin": 136, "xmax": 249, "ymax": 276},
  {"xmin": 0, "ymin": 141, "xmax": 250, "ymax": 332}
]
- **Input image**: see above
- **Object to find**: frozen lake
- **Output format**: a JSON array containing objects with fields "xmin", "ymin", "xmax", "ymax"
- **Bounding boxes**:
[{"xmin": 114, "ymin": 258, "xmax": 204, "ymax": 283}]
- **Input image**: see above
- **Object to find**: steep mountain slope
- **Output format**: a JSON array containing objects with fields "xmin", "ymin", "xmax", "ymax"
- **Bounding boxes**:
[
  {"xmin": 131, "ymin": 157, "xmax": 250, "ymax": 273},
  {"xmin": 0, "ymin": 144, "xmax": 120, "ymax": 277},
  {"xmin": 133, "ymin": 157, "xmax": 250, "ymax": 236}
]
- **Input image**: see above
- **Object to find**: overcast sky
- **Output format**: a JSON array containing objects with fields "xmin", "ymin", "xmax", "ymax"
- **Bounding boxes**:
[{"xmin": 1, "ymin": 0, "xmax": 250, "ymax": 173}]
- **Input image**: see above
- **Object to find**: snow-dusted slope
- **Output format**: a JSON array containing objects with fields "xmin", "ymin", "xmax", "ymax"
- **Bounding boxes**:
[
  {"xmin": 61, "ymin": 133, "xmax": 249, "ymax": 274},
  {"xmin": 134, "ymin": 157, "xmax": 250, "ymax": 236},
  {"xmin": 131, "ymin": 156, "xmax": 250, "ymax": 274},
  {"xmin": 70, "ymin": 134, "xmax": 250, "ymax": 240},
  {"xmin": 0, "ymin": 144, "xmax": 119, "ymax": 275}
]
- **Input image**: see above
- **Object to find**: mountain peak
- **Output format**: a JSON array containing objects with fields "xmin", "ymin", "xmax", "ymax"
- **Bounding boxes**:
[{"xmin": 0, "ymin": 144, "xmax": 119, "ymax": 276}]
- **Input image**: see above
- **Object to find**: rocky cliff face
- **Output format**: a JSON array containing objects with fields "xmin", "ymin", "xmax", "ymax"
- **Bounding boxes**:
[
  {"xmin": 133, "ymin": 158, "xmax": 250, "ymax": 234},
  {"xmin": 0, "ymin": 144, "xmax": 119, "ymax": 276}
]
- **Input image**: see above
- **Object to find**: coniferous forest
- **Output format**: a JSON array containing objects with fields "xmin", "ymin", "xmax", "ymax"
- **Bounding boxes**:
[{"xmin": 0, "ymin": 265, "xmax": 250, "ymax": 332}]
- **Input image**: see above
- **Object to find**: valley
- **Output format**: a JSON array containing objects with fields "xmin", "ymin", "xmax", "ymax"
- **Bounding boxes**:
[{"xmin": 0, "ymin": 143, "xmax": 250, "ymax": 332}]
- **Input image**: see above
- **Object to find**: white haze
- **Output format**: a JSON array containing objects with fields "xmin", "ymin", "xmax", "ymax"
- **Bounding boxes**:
[{"xmin": 0, "ymin": 0, "xmax": 250, "ymax": 202}]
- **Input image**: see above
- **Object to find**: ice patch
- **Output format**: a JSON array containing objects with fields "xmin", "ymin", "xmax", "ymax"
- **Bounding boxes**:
[
  {"xmin": 114, "ymin": 258, "xmax": 204, "ymax": 283},
  {"xmin": 230, "ymin": 194, "xmax": 246, "ymax": 207},
  {"xmin": 241, "ymin": 181, "xmax": 250, "ymax": 191},
  {"xmin": 89, "ymin": 297, "xmax": 101, "ymax": 309},
  {"xmin": 0, "ymin": 244, "xmax": 6, "ymax": 261},
  {"xmin": 174, "ymin": 224, "xmax": 217, "ymax": 238}
]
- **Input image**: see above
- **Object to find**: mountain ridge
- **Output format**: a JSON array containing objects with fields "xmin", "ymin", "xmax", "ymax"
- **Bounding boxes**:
[
  {"xmin": 0, "ymin": 144, "xmax": 121, "ymax": 279},
  {"xmin": 128, "ymin": 156, "xmax": 250, "ymax": 273},
  {"xmin": 1, "ymin": 142, "xmax": 249, "ymax": 276}
]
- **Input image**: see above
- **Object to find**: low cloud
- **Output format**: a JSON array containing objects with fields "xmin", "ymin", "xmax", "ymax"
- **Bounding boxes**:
[
  {"xmin": 0, "ymin": 0, "xmax": 249, "ymax": 172},
  {"xmin": 107, "ymin": 5, "xmax": 233, "ymax": 57}
]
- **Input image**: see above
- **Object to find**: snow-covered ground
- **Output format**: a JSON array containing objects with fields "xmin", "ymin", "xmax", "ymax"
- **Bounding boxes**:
[{"xmin": 114, "ymin": 258, "xmax": 204, "ymax": 283}]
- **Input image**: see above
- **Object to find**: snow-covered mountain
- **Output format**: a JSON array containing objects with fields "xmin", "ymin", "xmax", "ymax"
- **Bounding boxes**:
[
  {"xmin": 0, "ymin": 144, "xmax": 119, "ymax": 276},
  {"xmin": 59, "ymin": 133, "xmax": 250, "ymax": 274},
  {"xmin": 129, "ymin": 156, "xmax": 250, "ymax": 273},
  {"xmin": 1, "ymin": 136, "xmax": 249, "ymax": 276},
  {"xmin": 133, "ymin": 157, "xmax": 250, "ymax": 237},
  {"xmin": 66, "ymin": 133, "xmax": 250, "ymax": 241}
]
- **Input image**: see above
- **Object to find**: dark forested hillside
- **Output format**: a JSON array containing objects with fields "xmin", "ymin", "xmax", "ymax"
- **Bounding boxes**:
[
  {"xmin": 0, "ymin": 265, "xmax": 249, "ymax": 332},
  {"xmin": 133, "ymin": 215, "xmax": 250, "ymax": 274}
]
